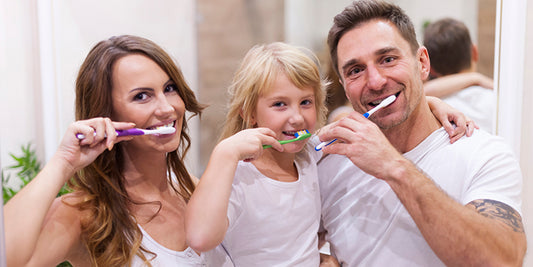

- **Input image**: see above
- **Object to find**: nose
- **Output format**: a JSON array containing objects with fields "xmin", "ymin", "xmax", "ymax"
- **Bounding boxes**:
[
  {"xmin": 366, "ymin": 64, "xmax": 386, "ymax": 90},
  {"xmin": 155, "ymin": 94, "xmax": 175, "ymax": 117},
  {"xmin": 288, "ymin": 108, "xmax": 305, "ymax": 125}
]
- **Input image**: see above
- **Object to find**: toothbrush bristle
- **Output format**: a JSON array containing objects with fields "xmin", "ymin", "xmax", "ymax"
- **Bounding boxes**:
[
  {"xmin": 156, "ymin": 127, "xmax": 176, "ymax": 134},
  {"xmin": 295, "ymin": 129, "xmax": 310, "ymax": 137}
]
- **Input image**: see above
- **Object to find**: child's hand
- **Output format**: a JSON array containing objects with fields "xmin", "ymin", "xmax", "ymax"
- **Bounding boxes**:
[
  {"xmin": 427, "ymin": 96, "xmax": 477, "ymax": 143},
  {"xmin": 218, "ymin": 128, "xmax": 283, "ymax": 162}
]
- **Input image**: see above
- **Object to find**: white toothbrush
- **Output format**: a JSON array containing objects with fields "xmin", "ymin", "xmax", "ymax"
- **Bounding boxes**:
[
  {"xmin": 363, "ymin": 94, "xmax": 396, "ymax": 118},
  {"xmin": 315, "ymin": 94, "xmax": 397, "ymax": 151},
  {"xmin": 76, "ymin": 126, "xmax": 176, "ymax": 140}
]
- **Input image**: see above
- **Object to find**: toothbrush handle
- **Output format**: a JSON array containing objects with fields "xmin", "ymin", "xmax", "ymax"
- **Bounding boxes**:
[
  {"xmin": 76, "ymin": 128, "xmax": 145, "ymax": 140},
  {"xmin": 116, "ymin": 128, "xmax": 145, "ymax": 136},
  {"xmin": 263, "ymin": 140, "xmax": 289, "ymax": 149},
  {"xmin": 263, "ymin": 139, "xmax": 292, "ymax": 149}
]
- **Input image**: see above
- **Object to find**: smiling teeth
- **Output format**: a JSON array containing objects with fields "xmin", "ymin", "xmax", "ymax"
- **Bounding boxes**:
[
  {"xmin": 157, "ymin": 122, "xmax": 174, "ymax": 129},
  {"xmin": 371, "ymin": 99, "xmax": 383, "ymax": 105},
  {"xmin": 148, "ymin": 122, "xmax": 174, "ymax": 130}
]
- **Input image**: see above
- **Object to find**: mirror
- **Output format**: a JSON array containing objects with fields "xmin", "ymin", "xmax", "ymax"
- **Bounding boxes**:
[{"xmin": 196, "ymin": 0, "xmax": 497, "ymax": 171}]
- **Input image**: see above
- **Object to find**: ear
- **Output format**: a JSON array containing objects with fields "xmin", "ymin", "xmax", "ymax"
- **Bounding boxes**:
[
  {"xmin": 418, "ymin": 46, "xmax": 431, "ymax": 81},
  {"xmin": 239, "ymin": 109, "xmax": 256, "ymax": 126},
  {"xmin": 471, "ymin": 44, "xmax": 479, "ymax": 63}
]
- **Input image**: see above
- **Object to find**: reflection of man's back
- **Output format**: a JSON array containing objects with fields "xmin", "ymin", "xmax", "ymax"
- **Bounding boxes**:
[
  {"xmin": 424, "ymin": 17, "xmax": 495, "ymax": 133},
  {"xmin": 442, "ymin": 85, "xmax": 495, "ymax": 133}
]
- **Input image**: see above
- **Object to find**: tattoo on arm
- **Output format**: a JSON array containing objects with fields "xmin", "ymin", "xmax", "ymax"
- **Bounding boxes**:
[{"xmin": 467, "ymin": 199, "xmax": 524, "ymax": 233}]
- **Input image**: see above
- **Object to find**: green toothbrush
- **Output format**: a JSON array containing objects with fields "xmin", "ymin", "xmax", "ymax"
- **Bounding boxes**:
[{"xmin": 263, "ymin": 129, "xmax": 312, "ymax": 149}]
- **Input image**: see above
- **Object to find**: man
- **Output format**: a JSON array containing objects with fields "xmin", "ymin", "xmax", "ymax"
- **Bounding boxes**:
[
  {"xmin": 317, "ymin": 1, "xmax": 525, "ymax": 266},
  {"xmin": 424, "ymin": 18, "xmax": 495, "ymax": 133}
]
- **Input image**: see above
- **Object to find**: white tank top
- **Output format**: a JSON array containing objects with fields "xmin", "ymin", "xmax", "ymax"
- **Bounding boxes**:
[{"xmin": 131, "ymin": 225, "xmax": 207, "ymax": 266}]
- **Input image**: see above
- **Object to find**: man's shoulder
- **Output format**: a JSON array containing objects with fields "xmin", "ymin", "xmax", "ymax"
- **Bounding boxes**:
[
  {"xmin": 429, "ymin": 129, "xmax": 519, "ymax": 171},
  {"xmin": 454, "ymin": 129, "xmax": 510, "ymax": 151}
]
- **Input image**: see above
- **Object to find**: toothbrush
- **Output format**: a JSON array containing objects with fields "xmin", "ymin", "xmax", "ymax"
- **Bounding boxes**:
[
  {"xmin": 262, "ymin": 129, "xmax": 311, "ymax": 149},
  {"xmin": 315, "ymin": 94, "xmax": 397, "ymax": 151},
  {"xmin": 76, "ymin": 126, "xmax": 176, "ymax": 140},
  {"xmin": 363, "ymin": 94, "xmax": 396, "ymax": 118}
]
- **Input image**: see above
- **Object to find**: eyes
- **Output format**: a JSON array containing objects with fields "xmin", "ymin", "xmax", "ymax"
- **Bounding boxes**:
[
  {"xmin": 164, "ymin": 83, "xmax": 178, "ymax": 93},
  {"xmin": 272, "ymin": 98, "xmax": 313, "ymax": 109},
  {"xmin": 345, "ymin": 56, "xmax": 397, "ymax": 79},
  {"xmin": 132, "ymin": 83, "xmax": 179, "ymax": 102}
]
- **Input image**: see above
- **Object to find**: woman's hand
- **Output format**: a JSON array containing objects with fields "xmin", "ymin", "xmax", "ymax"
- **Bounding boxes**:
[{"xmin": 53, "ymin": 117, "xmax": 135, "ymax": 176}]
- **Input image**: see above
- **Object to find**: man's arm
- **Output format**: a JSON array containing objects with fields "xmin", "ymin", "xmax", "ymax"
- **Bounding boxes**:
[
  {"xmin": 387, "ymin": 159, "xmax": 525, "ymax": 267},
  {"xmin": 467, "ymin": 199, "xmax": 524, "ymax": 234},
  {"xmin": 318, "ymin": 112, "xmax": 526, "ymax": 266}
]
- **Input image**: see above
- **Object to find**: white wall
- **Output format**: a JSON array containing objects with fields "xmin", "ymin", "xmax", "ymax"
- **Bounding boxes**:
[
  {"xmin": 0, "ymin": 0, "xmax": 200, "ymax": 181},
  {"xmin": 517, "ymin": 0, "xmax": 533, "ymax": 264},
  {"xmin": 492, "ymin": 0, "xmax": 532, "ymax": 264},
  {"xmin": 0, "ymin": 1, "xmax": 42, "ymax": 187},
  {"xmin": 285, "ymin": 0, "xmax": 478, "ymax": 52}
]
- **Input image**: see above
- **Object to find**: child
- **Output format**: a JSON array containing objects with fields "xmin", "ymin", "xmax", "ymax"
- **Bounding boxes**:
[
  {"xmin": 185, "ymin": 42, "xmax": 474, "ymax": 266},
  {"xmin": 186, "ymin": 42, "xmax": 327, "ymax": 266}
]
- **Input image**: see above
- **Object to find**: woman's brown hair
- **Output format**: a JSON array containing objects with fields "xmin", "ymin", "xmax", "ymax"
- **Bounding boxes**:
[{"xmin": 69, "ymin": 35, "xmax": 203, "ymax": 266}]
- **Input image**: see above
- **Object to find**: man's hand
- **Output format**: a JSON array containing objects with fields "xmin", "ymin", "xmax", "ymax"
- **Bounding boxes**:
[{"xmin": 320, "ymin": 253, "xmax": 340, "ymax": 267}]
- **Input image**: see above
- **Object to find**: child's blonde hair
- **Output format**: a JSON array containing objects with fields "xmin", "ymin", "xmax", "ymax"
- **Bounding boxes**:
[{"xmin": 220, "ymin": 42, "xmax": 328, "ymax": 140}]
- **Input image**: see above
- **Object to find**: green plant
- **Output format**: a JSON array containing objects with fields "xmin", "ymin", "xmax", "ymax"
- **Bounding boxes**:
[
  {"xmin": 2, "ymin": 143, "xmax": 41, "ymax": 203},
  {"xmin": 2, "ymin": 143, "xmax": 72, "ymax": 267}
]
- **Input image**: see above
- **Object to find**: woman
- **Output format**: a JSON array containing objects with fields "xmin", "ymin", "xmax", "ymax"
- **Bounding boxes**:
[{"xmin": 4, "ymin": 35, "xmax": 205, "ymax": 266}]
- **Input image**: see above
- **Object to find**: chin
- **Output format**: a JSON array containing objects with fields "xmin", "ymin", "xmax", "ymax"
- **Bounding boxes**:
[{"xmin": 375, "ymin": 113, "xmax": 408, "ymax": 130}]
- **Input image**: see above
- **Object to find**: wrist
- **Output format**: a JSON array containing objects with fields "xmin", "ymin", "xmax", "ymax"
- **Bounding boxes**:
[
  {"xmin": 212, "ymin": 141, "xmax": 241, "ymax": 163},
  {"xmin": 47, "ymin": 153, "xmax": 78, "ymax": 180}
]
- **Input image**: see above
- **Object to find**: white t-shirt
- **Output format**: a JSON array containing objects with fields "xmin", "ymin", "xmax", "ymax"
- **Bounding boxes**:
[
  {"xmin": 318, "ymin": 128, "xmax": 522, "ymax": 266},
  {"xmin": 442, "ymin": 85, "xmax": 495, "ymax": 133},
  {"xmin": 205, "ymin": 140, "xmax": 322, "ymax": 266},
  {"xmin": 131, "ymin": 225, "xmax": 207, "ymax": 267}
]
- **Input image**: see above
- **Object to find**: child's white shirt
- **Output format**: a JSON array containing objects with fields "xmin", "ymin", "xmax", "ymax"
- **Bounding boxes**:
[{"xmin": 205, "ymin": 138, "xmax": 322, "ymax": 266}]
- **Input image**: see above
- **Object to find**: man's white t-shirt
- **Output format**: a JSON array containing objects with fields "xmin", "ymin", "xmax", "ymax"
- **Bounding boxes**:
[{"xmin": 318, "ymin": 128, "xmax": 522, "ymax": 266}]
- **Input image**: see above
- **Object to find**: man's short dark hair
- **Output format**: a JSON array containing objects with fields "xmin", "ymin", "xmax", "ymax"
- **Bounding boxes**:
[
  {"xmin": 423, "ymin": 18, "xmax": 473, "ymax": 76},
  {"xmin": 327, "ymin": 0, "xmax": 419, "ymax": 78}
]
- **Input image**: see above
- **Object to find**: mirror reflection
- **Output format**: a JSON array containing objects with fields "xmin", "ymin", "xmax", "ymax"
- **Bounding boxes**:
[{"xmin": 197, "ymin": 0, "xmax": 496, "ymax": 170}]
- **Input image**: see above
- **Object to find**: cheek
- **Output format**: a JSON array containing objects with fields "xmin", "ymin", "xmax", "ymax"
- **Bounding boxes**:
[
  {"xmin": 111, "ymin": 103, "xmax": 137, "ymax": 122},
  {"xmin": 344, "ymin": 82, "xmax": 362, "ymax": 101},
  {"xmin": 304, "ymin": 109, "xmax": 318, "ymax": 131},
  {"xmin": 171, "ymin": 95, "xmax": 187, "ymax": 119}
]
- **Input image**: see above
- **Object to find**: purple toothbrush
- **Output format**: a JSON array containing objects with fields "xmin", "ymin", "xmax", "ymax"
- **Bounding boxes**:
[{"xmin": 76, "ymin": 127, "xmax": 175, "ymax": 140}]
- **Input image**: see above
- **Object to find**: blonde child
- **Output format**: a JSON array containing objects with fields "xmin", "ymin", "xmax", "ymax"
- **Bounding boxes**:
[
  {"xmin": 186, "ymin": 42, "xmax": 326, "ymax": 266},
  {"xmin": 185, "ymin": 42, "xmax": 473, "ymax": 266}
]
